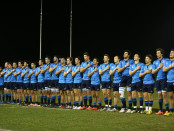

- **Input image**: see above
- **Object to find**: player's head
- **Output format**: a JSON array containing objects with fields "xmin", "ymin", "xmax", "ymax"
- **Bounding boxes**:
[
  {"xmin": 45, "ymin": 57, "xmax": 50, "ymax": 64},
  {"xmin": 18, "ymin": 61, "xmax": 23, "ymax": 68},
  {"xmin": 75, "ymin": 57, "xmax": 81, "ymax": 65},
  {"xmin": 145, "ymin": 54, "xmax": 153, "ymax": 64},
  {"xmin": 0, "ymin": 66, "xmax": 2, "ymax": 72},
  {"xmin": 38, "ymin": 59, "xmax": 44, "ymax": 66},
  {"xmin": 8, "ymin": 62, "xmax": 12, "ymax": 69},
  {"xmin": 13, "ymin": 62, "xmax": 17, "ymax": 68},
  {"xmin": 169, "ymin": 49, "xmax": 174, "ymax": 59},
  {"xmin": 67, "ymin": 57, "xmax": 73, "ymax": 65},
  {"xmin": 156, "ymin": 48, "xmax": 164, "ymax": 59},
  {"xmin": 93, "ymin": 57, "xmax": 99, "ymax": 66},
  {"xmin": 31, "ymin": 62, "xmax": 36, "ymax": 69},
  {"xmin": 114, "ymin": 56, "xmax": 120, "ymax": 64},
  {"xmin": 134, "ymin": 53, "xmax": 140, "ymax": 61},
  {"xmin": 53, "ymin": 56, "xmax": 59, "ymax": 62},
  {"xmin": 60, "ymin": 58, "xmax": 66, "ymax": 65},
  {"xmin": 103, "ymin": 54, "xmax": 110, "ymax": 63},
  {"xmin": 83, "ymin": 52, "xmax": 90, "ymax": 62},
  {"xmin": 23, "ymin": 60, "xmax": 29, "ymax": 67},
  {"xmin": 4, "ymin": 62, "xmax": 9, "ymax": 68},
  {"xmin": 123, "ymin": 50, "xmax": 131, "ymax": 59}
]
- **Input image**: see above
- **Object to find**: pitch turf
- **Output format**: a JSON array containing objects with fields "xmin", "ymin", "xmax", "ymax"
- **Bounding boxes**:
[{"xmin": 0, "ymin": 90, "xmax": 174, "ymax": 131}]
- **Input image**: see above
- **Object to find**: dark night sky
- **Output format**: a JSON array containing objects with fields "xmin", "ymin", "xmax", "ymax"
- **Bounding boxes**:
[{"xmin": 0, "ymin": 0, "xmax": 174, "ymax": 66}]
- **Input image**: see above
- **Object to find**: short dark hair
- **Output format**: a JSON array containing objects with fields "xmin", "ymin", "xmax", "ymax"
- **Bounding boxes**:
[
  {"xmin": 124, "ymin": 50, "xmax": 131, "ymax": 56},
  {"xmin": 67, "ymin": 57, "xmax": 73, "ymax": 62},
  {"xmin": 24, "ymin": 60, "xmax": 30, "ymax": 65},
  {"xmin": 146, "ymin": 54, "xmax": 153, "ymax": 60},
  {"xmin": 75, "ymin": 57, "xmax": 81, "ymax": 61},
  {"xmin": 83, "ymin": 52, "xmax": 90, "ymax": 57},
  {"xmin": 171, "ymin": 49, "xmax": 174, "ymax": 52},
  {"xmin": 31, "ymin": 62, "xmax": 36, "ymax": 65},
  {"xmin": 114, "ymin": 55, "xmax": 121, "ymax": 60},
  {"xmin": 93, "ymin": 57, "xmax": 99, "ymax": 62},
  {"xmin": 156, "ymin": 48, "xmax": 165, "ymax": 55},
  {"xmin": 8, "ymin": 62, "xmax": 12, "ymax": 66},
  {"xmin": 39, "ymin": 59, "xmax": 44, "ymax": 62},
  {"xmin": 104, "ymin": 54, "xmax": 110, "ymax": 60},
  {"xmin": 13, "ymin": 62, "xmax": 17, "ymax": 65},
  {"xmin": 134, "ymin": 53, "xmax": 141, "ymax": 59}
]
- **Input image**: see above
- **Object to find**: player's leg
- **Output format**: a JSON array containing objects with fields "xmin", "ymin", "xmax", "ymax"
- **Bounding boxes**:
[
  {"xmin": 87, "ymin": 81, "xmax": 92, "ymax": 109},
  {"xmin": 161, "ymin": 80, "xmax": 169, "ymax": 114},
  {"xmin": 101, "ymin": 82, "xmax": 108, "ymax": 111},
  {"xmin": 126, "ymin": 77, "xmax": 132, "ymax": 113},
  {"xmin": 106, "ymin": 82, "xmax": 112, "ymax": 111},
  {"xmin": 131, "ymin": 86, "xmax": 137, "ymax": 113},
  {"xmin": 73, "ymin": 87, "xmax": 78, "ymax": 109},
  {"xmin": 146, "ymin": 84, "xmax": 154, "ymax": 115},
  {"xmin": 80, "ymin": 81, "xmax": 87, "ymax": 110},
  {"xmin": 96, "ymin": 88, "xmax": 102, "ymax": 111},
  {"xmin": 56, "ymin": 83, "xmax": 61, "ymax": 107},
  {"xmin": 156, "ymin": 80, "xmax": 163, "ymax": 114}
]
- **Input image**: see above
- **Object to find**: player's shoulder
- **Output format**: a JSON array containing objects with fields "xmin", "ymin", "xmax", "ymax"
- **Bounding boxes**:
[
  {"xmin": 164, "ymin": 58, "xmax": 170, "ymax": 62},
  {"xmin": 109, "ymin": 63, "xmax": 114, "ymax": 66}
]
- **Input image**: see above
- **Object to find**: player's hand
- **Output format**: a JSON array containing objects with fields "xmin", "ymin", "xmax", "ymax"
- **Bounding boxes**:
[
  {"xmin": 106, "ymin": 66, "xmax": 110, "ymax": 70},
  {"xmin": 68, "ymin": 69, "xmax": 72, "ymax": 73},
  {"xmin": 62, "ymin": 68, "xmax": 65, "ymax": 71},
  {"xmin": 115, "ymin": 66, "xmax": 119, "ymax": 70},
  {"xmin": 94, "ymin": 68, "xmax": 98, "ymax": 72},
  {"xmin": 146, "ymin": 69, "xmax": 151, "ymax": 74},
  {"xmin": 32, "ymin": 71, "xmax": 34, "ymax": 74},
  {"xmin": 87, "ymin": 63, "xmax": 91, "ymax": 68},
  {"xmin": 12, "ymin": 69, "xmax": 16, "ymax": 72},
  {"xmin": 77, "ymin": 68, "xmax": 80, "ymax": 72},
  {"xmin": 25, "ymin": 70, "xmax": 28, "ymax": 73},
  {"xmin": 126, "ymin": 62, "xmax": 130, "ymax": 67},
  {"xmin": 136, "ymin": 66, "xmax": 141, "ymax": 70},
  {"xmin": 172, "ymin": 63, "xmax": 174, "ymax": 68},
  {"xmin": 159, "ymin": 63, "xmax": 164, "ymax": 68}
]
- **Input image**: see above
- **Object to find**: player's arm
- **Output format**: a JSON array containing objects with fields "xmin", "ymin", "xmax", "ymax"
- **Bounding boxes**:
[
  {"xmin": 41, "ymin": 65, "xmax": 50, "ymax": 74},
  {"xmin": 35, "ymin": 69, "xmax": 41, "ymax": 77},
  {"xmin": 109, "ymin": 66, "xmax": 118, "ymax": 76},
  {"xmin": 129, "ymin": 66, "xmax": 141, "ymax": 75},
  {"xmin": 152, "ymin": 63, "xmax": 164, "ymax": 74},
  {"xmin": 72, "ymin": 68, "xmax": 80, "ymax": 77},
  {"xmin": 14, "ymin": 71, "xmax": 21, "ymax": 77},
  {"xmin": 99, "ymin": 66, "xmax": 109, "ymax": 75},
  {"xmin": 21, "ymin": 70, "xmax": 28, "ymax": 78},
  {"xmin": 28, "ymin": 71, "xmax": 34, "ymax": 78},
  {"xmin": 163, "ymin": 63, "xmax": 174, "ymax": 72},
  {"xmin": 139, "ymin": 69, "xmax": 151, "ymax": 77},
  {"xmin": 64, "ymin": 68, "xmax": 72, "ymax": 77},
  {"xmin": 49, "ymin": 65, "xmax": 58, "ymax": 73},
  {"xmin": 1, "ymin": 70, "xmax": 7, "ymax": 75},
  {"xmin": 56, "ymin": 67, "xmax": 64, "ymax": 75},
  {"xmin": 118, "ymin": 62, "xmax": 130, "ymax": 73},
  {"xmin": 6, "ymin": 69, "xmax": 15, "ymax": 78},
  {"xmin": 88, "ymin": 68, "xmax": 98, "ymax": 77},
  {"xmin": 80, "ymin": 63, "xmax": 91, "ymax": 73}
]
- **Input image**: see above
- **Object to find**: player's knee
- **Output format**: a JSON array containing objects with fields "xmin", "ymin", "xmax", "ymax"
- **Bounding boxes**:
[{"xmin": 119, "ymin": 87, "xmax": 125, "ymax": 98}]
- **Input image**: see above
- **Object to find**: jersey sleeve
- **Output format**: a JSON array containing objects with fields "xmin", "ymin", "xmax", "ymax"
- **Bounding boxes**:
[
  {"xmin": 140, "ymin": 66, "xmax": 144, "ymax": 73},
  {"xmin": 118, "ymin": 61, "xmax": 122, "ymax": 68},
  {"xmin": 152, "ymin": 61, "xmax": 157, "ymax": 69}
]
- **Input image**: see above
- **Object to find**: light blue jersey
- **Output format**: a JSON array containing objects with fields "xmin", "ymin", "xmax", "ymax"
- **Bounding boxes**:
[
  {"xmin": 6, "ymin": 68, "xmax": 13, "ymax": 82},
  {"xmin": 88, "ymin": 66, "xmax": 100, "ymax": 85},
  {"xmin": 110, "ymin": 63, "xmax": 122, "ymax": 83},
  {"xmin": 72, "ymin": 65, "xmax": 82, "ymax": 83},
  {"xmin": 29, "ymin": 68, "xmax": 37, "ymax": 83},
  {"xmin": 118, "ymin": 59, "xmax": 134, "ymax": 76},
  {"xmin": 129, "ymin": 62, "xmax": 144, "ymax": 83},
  {"xmin": 50, "ymin": 62, "xmax": 61, "ymax": 80},
  {"xmin": 21, "ymin": 68, "xmax": 30, "ymax": 83},
  {"xmin": 164, "ymin": 60, "xmax": 174, "ymax": 83},
  {"xmin": 36, "ymin": 66, "xmax": 44, "ymax": 83},
  {"xmin": 56, "ymin": 65, "xmax": 66, "ymax": 83},
  {"xmin": 15, "ymin": 67, "xmax": 23, "ymax": 83},
  {"xmin": 152, "ymin": 58, "xmax": 169, "ymax": 80},
  {"xmin": 99, "ymin": 63, "xmax": 113, "ymax": 82},
  {"xmin": 64, "ymin": 65, "xmax": 74, "ymax": 83},
  {"xmin": 81, "ymin": 61, "xmax": 93, "ymax": 80},
  {"xmin": 42, "ymin": 63, "xmax": 52, "ymax": 80},
  {"xmin": 140, "ymin": 64, "xmax": 155, "ymax": 84}
]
